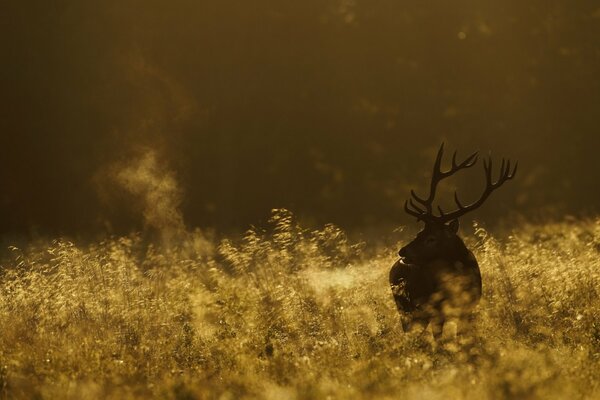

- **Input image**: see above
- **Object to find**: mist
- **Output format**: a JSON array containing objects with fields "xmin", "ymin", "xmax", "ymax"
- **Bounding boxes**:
[{"xmin": 2, "ymin": 1, "xmax": 600, "ymax": 236}]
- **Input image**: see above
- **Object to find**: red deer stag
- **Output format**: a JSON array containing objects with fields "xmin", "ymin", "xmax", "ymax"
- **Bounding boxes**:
[{"xmin": 389, "ymin": 143, "xmax": 517, "ymax": 340}]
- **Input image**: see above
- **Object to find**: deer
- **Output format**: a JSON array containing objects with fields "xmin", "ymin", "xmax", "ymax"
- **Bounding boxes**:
[{"xmin": 389, "ymin": 143, "xmax": 517, "ymax": 341}]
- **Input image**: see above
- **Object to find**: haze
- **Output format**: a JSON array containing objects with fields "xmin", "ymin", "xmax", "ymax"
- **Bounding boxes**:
[{"xmin": 2, "ymin": 1, "xmax": 599, "ymax": 236}]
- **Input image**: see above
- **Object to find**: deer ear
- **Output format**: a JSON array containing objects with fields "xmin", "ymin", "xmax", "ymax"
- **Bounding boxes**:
[{"xmin": 448, "ymin": 219, "xmax": 460, "ymax": 233}]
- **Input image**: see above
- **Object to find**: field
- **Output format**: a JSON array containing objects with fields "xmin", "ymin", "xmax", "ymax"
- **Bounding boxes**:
[{"xmin": 1, "ymin": 209, "xmax": 599, "ymax": 399}]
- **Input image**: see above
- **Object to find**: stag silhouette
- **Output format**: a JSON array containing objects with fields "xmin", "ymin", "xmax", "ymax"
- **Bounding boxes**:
[{"xmin": 390, "ymin": 143, "xmax": 517, "ymax": 340}]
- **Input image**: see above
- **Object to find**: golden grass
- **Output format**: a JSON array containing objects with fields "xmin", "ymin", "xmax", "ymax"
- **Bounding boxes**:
[{"xmin": 1, "ymin": 209, "xmax": 599, "ymax": 399}]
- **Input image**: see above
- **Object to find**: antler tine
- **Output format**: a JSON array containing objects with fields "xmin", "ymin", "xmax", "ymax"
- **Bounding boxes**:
[
  {"xmin": 454, "ymin": 191, "xmax": 464, "ymax": 209},
  {"xmin": 410, "ymin": 189, "xmax": 428, "ymax": 205},
  {"xmin": 409, "ymin": 143, "xmax": 446, "ymax": 210},
  {"xmin": 437, "ymin": 155, "xmax": 518, "ymax": 223},
  {"xmin": 503, "ymin": 159, "xmax": 511, "ymax": 182},
  {"xmin": 404, "ymin": 199, "xmax": 434, "ymax": 222},
  {"xmin": 425, "ymin": 142, "xmax": 446, "ymax": 208},
  {"xmin": 451, "ymin": 150, "xmax": 478, "ymax": 171},
  {"xmin": 465, "ymin": 152, "xmax": 478, "ymax": 167},
  {"xmin": 408, "ymin": 198, "xmax": 425, "ymax": 213},
  {"xmin": 404, "ymin": 143, "xmax": 482, "ymax": 223},
  {"xmin": 483, "ymin": 156, "xmax": 492, "ymax": 184},
  {"xmin": 426, "ymin": 144, "xmax": 479, "ymax": 202},
  {"xmin": 510, "ymin": 161, "xmax": 518, "ymax": 178},
  {"xmin": 434, "ymin": 142, "xmax": 445, "ymax": 176},
  {"xmin": 494, "ymin": 158, "xmax": 516, "ymax": 187},
  {"xmin": 404, "ymin": 200, "xmax": 420, "ymax": 219}
]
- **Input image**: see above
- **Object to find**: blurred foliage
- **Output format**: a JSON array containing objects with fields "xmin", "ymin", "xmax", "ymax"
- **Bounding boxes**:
[
  {"xmin": 1, "ymin": 1, "xmax": 600, "ymax": 235},
  {"xmin": 0, "ymin": 209, "xmax": 599, "ymax": 399}
]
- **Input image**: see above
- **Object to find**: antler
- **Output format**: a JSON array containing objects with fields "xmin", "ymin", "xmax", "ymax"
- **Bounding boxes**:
[
  {"xmin": 404, "ymin": 143, "xmax": 517, "ymax": 224},
  {"xmin": 439, "ymin": 154, "xmax": 518, "ymax": 222},
  {"xmin": 404, "ymin": 143, "xmax": 478, "ymax": 223}
]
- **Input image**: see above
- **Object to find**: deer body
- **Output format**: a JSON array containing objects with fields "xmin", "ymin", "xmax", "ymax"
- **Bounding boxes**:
[
  {"xmin": 391, "ymin": 143, "xmax": 516, "ymax": 340},
  {"xmin": 390, "ymin": 223, "xmax": 482, "ymax": 339}
]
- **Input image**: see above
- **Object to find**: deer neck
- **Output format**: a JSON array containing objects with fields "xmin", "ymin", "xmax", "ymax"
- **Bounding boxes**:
[{"xmin": 437, "ymin": 238, "xmax": 471, "ymax": 264}]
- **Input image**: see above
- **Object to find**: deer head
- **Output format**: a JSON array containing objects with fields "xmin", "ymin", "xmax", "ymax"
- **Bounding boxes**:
[{"xmin": 399, "ymin": 143, "xmax": 517, "ymax": 265}]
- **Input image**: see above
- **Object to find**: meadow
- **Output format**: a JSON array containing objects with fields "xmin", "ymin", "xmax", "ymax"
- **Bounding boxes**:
[{"xmin": 1, "ymin": 209, "xmax": 599, "ymax": 399}]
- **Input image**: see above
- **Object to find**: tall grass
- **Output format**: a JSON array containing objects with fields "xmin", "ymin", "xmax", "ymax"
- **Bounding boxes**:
[{"xmin": 1, "ymin": 209, "xmax": 599, "ymax": 399}]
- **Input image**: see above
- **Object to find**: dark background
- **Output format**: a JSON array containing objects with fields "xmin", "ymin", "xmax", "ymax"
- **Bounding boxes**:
[{"xmin": 1, "ymin": 1, "xmax": 599, "ymax": 236}]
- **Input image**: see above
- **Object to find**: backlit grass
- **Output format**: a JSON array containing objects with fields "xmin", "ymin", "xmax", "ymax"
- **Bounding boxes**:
[{"xmin": 1, "ymin": 209, "xmax": 599, "ymax": 399}]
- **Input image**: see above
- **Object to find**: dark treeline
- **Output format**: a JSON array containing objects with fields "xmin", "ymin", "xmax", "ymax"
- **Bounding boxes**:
[{"xmin": 1, "ymin": 1, "xmax": 599, "ymax": 236}]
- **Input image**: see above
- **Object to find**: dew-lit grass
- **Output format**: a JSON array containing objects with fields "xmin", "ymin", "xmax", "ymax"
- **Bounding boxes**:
[{"xmin": 1, "ymin": 209, "xmax": 599, "ymax": 399}]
